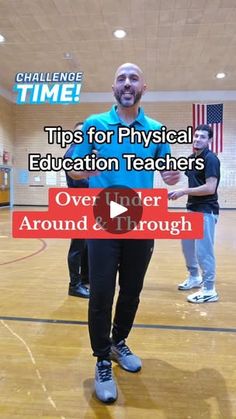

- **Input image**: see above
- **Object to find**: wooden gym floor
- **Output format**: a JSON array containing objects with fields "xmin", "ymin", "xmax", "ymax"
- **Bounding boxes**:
[{"xmin": 0, "ymin": 207, "xmax": 236, "ymax": 418}]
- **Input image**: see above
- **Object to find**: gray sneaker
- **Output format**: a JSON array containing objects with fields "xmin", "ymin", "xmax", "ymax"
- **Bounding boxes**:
[
  {"xmin": 111, "ymin": 340, "xmax": 142, "ymax": 372},
  {"xmin": 178, "ymin": 275, "xmax": 202, "ymax": 290},
  {"xmin": 94, "ymin": 360, "xmax": 117, "ymax": 403}
]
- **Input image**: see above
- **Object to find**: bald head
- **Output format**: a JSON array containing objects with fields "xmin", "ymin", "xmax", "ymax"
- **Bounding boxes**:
[
  {"xmin": 112, "ymin": 63, "xmax": 146, "ymax": 108},
  {"xmin": 114, "ymin": 63, "xmax": 144, "ymax": 82}
]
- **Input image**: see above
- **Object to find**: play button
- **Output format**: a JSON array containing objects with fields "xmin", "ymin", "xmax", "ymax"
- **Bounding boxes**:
[
  {"xmin": 110, "ymin": 201, "xmax": 128, "ymax": 219},
  {"xmin": 93, "ymin": 186, "xmax": 143, "ymax": 234}
]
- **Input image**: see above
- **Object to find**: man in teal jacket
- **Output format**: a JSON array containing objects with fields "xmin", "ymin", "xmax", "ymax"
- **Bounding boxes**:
[{"xmin": 69, "ymin": 63, "xmax": 179, "ymax": 403}]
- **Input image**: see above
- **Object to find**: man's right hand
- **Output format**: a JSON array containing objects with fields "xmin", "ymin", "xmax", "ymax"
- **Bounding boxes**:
[{"xmin": 68, "ymin": 149, "xmax": 100, "ymax": 180}]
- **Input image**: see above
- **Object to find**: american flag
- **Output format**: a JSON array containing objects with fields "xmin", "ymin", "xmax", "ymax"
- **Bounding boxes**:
[{"xmin": 192, "ymin": 103, "xmax": 223, "ymax": 154}]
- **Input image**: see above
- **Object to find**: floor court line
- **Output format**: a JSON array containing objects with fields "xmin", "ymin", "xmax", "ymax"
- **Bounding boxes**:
[
  {"xmin": 0, "ymin": 238, "xmax": 47, "ymax": 265},
  {"xmin": 0, "ymin": 315, "xmax": 235, "ymax": 334}
]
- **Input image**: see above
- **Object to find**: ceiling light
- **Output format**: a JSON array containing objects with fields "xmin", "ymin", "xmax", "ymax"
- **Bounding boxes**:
[
  {"xmin": 216, "ymin": 72, "xmax": 226, "ymax": 79},
  {"xmin": 113, "ymin": 29, "xmax": 127, "ymax": 39},
  {"xmin": 64, "ymin": 52, "xmax": 73, "ymax": 60},
  {"xmin": 0, "ymin": 34, "xmax": 5, "ymax": 43}
]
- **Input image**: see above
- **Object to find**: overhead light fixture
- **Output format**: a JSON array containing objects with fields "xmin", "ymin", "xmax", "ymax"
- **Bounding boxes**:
[
  {"xmin": 113, "ymin": 29, "xmax": 127, "ymax": 39},
  {"xmin": 64, "ymin": 52, "xmax": 73, "ymax": 60},
  {"xmin": 216, "ymin": 72, "xmax": 226, "ymax": 79},
  {"xmin": 0, "ymin": 34, "xmax": 5, "ymax": 43}
]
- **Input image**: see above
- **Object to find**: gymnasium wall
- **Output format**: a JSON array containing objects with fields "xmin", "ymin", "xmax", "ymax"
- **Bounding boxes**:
[
  {"xmin": 1, "ymin": 98, "xmax": 236, "ymax": 208},
  {"xmin": 0, "ymin": 96, "xmax": 14, "ymax": 165}
]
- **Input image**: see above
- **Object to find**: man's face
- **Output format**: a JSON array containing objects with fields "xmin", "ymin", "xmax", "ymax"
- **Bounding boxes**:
[
  {"xmin": 112, "ymin": 64, "xmax": 146, "ymax": 108},
  {"xmin": 193, "ymin": 130, "xmax": 211, "ymax": 151}
]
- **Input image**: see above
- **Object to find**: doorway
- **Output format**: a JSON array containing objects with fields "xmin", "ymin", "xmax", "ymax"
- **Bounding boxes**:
[{"xmin": 0, "ymin": 166, "xmax": 11, "ymax": 207}]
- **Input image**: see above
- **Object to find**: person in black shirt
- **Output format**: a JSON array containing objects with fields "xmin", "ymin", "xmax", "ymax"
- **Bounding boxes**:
[
  {"xmin": 169, "ymin": 124, "xmax": 220, "ymax": 303},
  {"xmin": 64, "ymin": 122, "xmax": 90, "ymax": 299}
]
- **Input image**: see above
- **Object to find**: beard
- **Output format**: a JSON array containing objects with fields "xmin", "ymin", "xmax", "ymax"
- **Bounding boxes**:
[{"xmin": 114, "ymin": 88, "xmax": 143, "ymax": 108}]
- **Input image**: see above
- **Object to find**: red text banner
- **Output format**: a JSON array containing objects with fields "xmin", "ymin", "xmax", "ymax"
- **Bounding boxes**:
[{"xmin": 12, "ymin": 188, "xmax": 203, "ymax": 239}]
